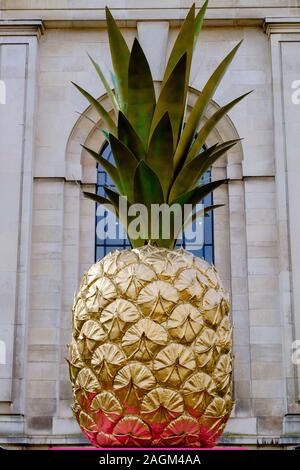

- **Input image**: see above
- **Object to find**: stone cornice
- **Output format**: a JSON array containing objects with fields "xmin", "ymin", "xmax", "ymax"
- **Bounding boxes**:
[
  {"xmin": 264, "ymin": 17, "xmax": 300, "ymax": 37},
  {"xmin": 0, "ymin": 20, "xmax": 44, "ymax": 38},
  {"xmin": 0, "ymin": 3, "xmax": 299, "ymax": 28},
  {"xmin": 1, "ymin": 17, "xmax": 299, "ymax": 33},
  {"xmin": 39, "ymin": 18, "xmax": 264, "ymax": 29}
]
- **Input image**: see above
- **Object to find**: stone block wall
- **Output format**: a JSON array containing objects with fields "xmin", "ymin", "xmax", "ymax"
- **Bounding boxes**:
[{"xmin": 0, "ymin": 1, "xmax": 300, "ymax": 447}]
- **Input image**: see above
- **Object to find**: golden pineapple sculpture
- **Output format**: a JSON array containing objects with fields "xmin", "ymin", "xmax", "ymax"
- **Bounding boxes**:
[
  {"xmin": 70, "ymin": 1, "xmax": 251, "ymax": 447},
  {"xmin": 70, "ymin": 245, "xmax": 233, "ymax": 447}
]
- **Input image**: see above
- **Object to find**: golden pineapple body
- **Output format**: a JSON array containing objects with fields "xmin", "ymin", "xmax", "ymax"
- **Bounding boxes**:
[{"xmin": 70, "ymin": 245, "xmax": 233, "ymax": 448}]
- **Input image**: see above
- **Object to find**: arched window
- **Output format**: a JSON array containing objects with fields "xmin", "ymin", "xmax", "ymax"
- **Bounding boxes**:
[{"xmin": 95, "ymin": 142, "xmax": 214, "ymax": 263}]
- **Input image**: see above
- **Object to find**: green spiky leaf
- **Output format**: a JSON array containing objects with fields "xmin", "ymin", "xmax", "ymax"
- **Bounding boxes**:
[
  {"xmin": 163, "ymin": 4, "xmax": 195, "ymax": 87},
  {"xmin": 173, "ymin": 41, "xmax": 243, "ymax": 170},
  {"xmin": 134, "ymin": 160, "xmax": 164, "ymax": 208},
  {"xmin": 186, "ymin": 92, "xmax": 251, "ymax": 163},
  {"xmin": 103, "ymin": 185, "xmax": 122, "ymax": 208},
  {"xmin": 171, "ymin": 179, "xmax": 227, "ymax": 207},
  {"xmin": 118, "ymin": 111, "xmax": 146, "ymax": 159},
  {"xmin": 177, "ymin": 203, "xmax": 224, "ymax": 245},
  {"xmin": 194, "ymin": 1, "xmax": 208, "ymax": 48},
  {"xmin": 109, "ymin": 134, "xmax": 139, "ymax": 202},
  {"xmin": 102, "ymin": 129, "xmax": 110, "ymax": 141},
  {"xmin": 147, "ymin": 112, "xmax": 174, "ymax": 200},
  {"xmin": 169, "ymin": 139, "xmax": 239, "ymax": 201},
  {"xmin": 85, "ymin": 187, "xmax": 127, "ymax": 225},
  {"xmin": 102, "ymin": 186, "xmax": 141, "ymax": 247},
  {"xmin": 160, "ymin": 2, "xmax": 208, "ymax": 143},
  {"xmin": 171, "ymin": 180, "xmax": 226, "ymax": 246},
  {"xmin": 202, "ymin": 204, "xmax": 224, "ymax": 215},
  {"xmin": 83, "ymin": 191, "xmax": 118, "ymax": 216},
  {"xmin": 127, "ymin": 39, "xmax": 156, "ymax": 147},
  {"xmin": 88, "ymin": 53, "xmax": 119, "ymax": 114},
  {"xmin": 150, "ymin": 53, "xmax": 187, "ymax": 147},
  {"xmin": 105, "ymin": 6, "xmax": 130, "ymax": 112},
  {"xmin": 72, "ymin": 82, "xmax": 117, "ymax": 136},
  {"xmin": 169, "ymin": 144, "xmax": 218, "ymax": 201},
  {"xmin": 134, "ymin": 161, "xmax": 164, "ymax": 244},
  {"xmin": 81, "ymin": 145, "xmax": 123, "ymax": 192}
]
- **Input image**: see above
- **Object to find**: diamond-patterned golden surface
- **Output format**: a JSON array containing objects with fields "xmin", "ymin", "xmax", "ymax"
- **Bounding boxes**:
[{"xmin": 70, "ymin": 245, "xmax": 233, "ymax": 447}]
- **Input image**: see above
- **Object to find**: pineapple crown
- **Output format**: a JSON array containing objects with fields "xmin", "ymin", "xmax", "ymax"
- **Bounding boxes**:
[{"xmin": 73, "ymin": 1, "xmax": 252, "ymax": 249}]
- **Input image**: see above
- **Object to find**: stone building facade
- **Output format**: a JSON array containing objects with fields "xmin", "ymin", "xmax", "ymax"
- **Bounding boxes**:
[{"xmin": 0, "ymin": 0, "xmax": 300, "ymax": 448}]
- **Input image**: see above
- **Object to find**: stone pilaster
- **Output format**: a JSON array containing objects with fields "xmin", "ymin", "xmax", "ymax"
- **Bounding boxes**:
[
  {"xmin": 264, "ymin": 18, "xmax": 300, "ymax": 430},
  {"xmin": 0, "ymin": 19, "xmax": 43, "ymax": 435}
]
